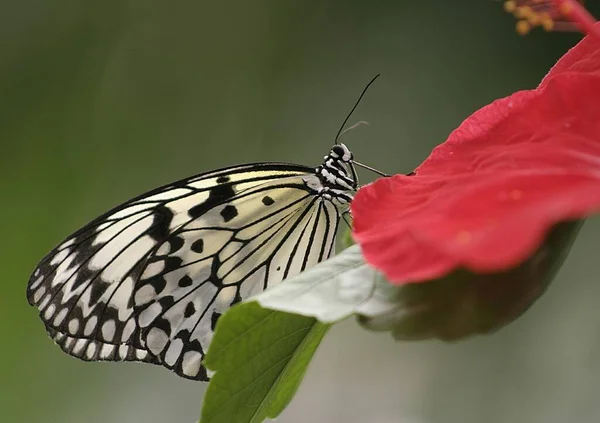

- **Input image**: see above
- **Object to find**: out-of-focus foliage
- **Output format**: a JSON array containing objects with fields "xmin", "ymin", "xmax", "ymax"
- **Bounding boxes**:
[{"xmin": 3, "ymin": 2, "xmax": 600, "ymax": 423}]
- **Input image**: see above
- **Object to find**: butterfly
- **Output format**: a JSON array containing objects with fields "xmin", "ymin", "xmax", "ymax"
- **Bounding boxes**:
[
  {"xmin": 26, "ymin": 75, "xmax": 384, "ymax": 381},
  {"xmin": 26, "ymin": 142, "xmax": 376, "ymax": 380}
]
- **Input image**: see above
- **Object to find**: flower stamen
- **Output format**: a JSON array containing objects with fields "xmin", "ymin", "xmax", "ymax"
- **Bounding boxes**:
[{"xmin": 503, "ymin": 0, "xmax": 598, "ymax": 36}]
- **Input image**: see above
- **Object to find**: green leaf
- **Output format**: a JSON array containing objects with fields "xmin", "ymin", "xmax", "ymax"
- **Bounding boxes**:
[
  {"xmin": 200, "ymin": 301, "xmax": 330, "ymax": 423},
  {"xmin": 254, "ymin": 244, "xmax": 400, "ymax": 323}
]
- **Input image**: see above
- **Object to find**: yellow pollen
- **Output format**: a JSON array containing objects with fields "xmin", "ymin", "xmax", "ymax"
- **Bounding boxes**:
[
  {"xmin": 509, "ymin": 189, "xmax": 523, "ymax": 200},
  {"xmin": 528, "ymin": 12, "xmax": 541, "ymax": 25},
  {"xmin": 516, "ymin": 20, "xmax": 532, "ymax": 34},
  {"xmin": 456, "ymin": 231, "xmax": 472, "ymax": 244},
  {"xmin": 540, "ymin": 12, "xmax": 554, "ymax": 30},
  {"xmin": 542, "ymin": 17, "xmax": 555, "ymax": 30},
  {"xmin": 515, "ymin": 6, "xmax": 533, "ymax": 19},
  {"xmin": 504, "ymin": 1, "xmax": 517, "ymax": 13}
]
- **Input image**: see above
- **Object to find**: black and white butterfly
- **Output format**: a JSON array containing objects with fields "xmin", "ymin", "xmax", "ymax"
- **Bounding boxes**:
[
  {"xmin": 26, "ymin": 75, "xmax": 384, "ymax": 381},
  {"xmin": 26, "ymin": 142, "xmax": 371, "ymax": 380}
]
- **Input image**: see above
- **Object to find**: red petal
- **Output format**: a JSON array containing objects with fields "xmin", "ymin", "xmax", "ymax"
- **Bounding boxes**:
[
  {"xmin": 352, "ymin": 38, "xmax": 600, "ymax": 284},
  {"xmin": 540, "ymin": 22, "xmax": 600, "ymax": 86},
  {"xmin": 354, "ymin": 172, "xmax": 600, "ymax": 283}
]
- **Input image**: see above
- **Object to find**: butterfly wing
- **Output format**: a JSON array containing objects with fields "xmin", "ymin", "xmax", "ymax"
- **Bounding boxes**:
[
  {"xmin": 45, "ymin": 325, "xmax": 159, "ymax": 364},
  {"xmin": 27, "ymin": 163, "xmax": 341, "ymax": 379},
  {"xmin": 133, "ymin": 178, "xmax": 340, "ymax": 379}
]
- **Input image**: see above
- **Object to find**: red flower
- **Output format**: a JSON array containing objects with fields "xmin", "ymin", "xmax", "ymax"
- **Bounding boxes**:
[{"xmin": 352, "ymin": 26, "xmax": 600, "ymax": 284}]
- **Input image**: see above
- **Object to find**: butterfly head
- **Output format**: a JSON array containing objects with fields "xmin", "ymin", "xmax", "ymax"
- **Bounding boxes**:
[
  {"xmin": 312, "ymin": 143, "xmax": 358, "ymax": 205},
  {"xmin": 330, "ymin": 144, "xmax": 353, "ymax": 162}
]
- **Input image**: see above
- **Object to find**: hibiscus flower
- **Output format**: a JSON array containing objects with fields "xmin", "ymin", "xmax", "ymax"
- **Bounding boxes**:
[{"xmin": 352, "ymin": 20, "xmax": 600, "ymax": 285}]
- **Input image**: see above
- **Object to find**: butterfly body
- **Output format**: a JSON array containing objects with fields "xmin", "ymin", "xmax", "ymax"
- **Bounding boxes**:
[{"xmin": 27, "ymin": 143, "xmax": 357, "ymax": 380}]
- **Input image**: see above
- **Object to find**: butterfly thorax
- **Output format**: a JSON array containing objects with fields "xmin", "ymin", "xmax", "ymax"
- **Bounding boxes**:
[{"xmin": 312, "ymin": 143, "xmax": 356, "ymax": 205}]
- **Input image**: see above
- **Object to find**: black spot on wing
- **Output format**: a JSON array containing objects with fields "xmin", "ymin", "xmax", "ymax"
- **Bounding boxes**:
[
  {"xmin": 178, "ymin": 275, "xmax": 193, "ymax": 288},
  {"xmin": 146, "ymin": 206, "xmax": 175, "ymax": 241},
  {"xmin": 216, "ymin": 176, "xmax": 230, "ymax": 184},
  {"xmin": 184, "ymin": 302, "xmax": 196, "ymax": 318},
  {"xmin": 168, "ymin": 236, "xmax": 185, "ymax": 255},
  {"xmin": 210, "ymin": 311, "xmax": 221, "ymax": 331},
  {"xmin": 188, "ymin": 184, "xmax": 236, "ymax": 219},
  {"xmin": 174, "ymin": 328, "xmax": 191, "ymax": 341},
  {"xmin": 262, "ymin": 195, "xmax": 274, "ymax": 206},
  {"xmin": 147, "ymin": 276, "xmax": 167, "ymax": 296},
  {"xmin": 190, "ymin": 239, "xmax": 204, "ymax": 254},
  {"xmin": 220, "ymin": 205, "xmax": 238, "ymax": 222}
]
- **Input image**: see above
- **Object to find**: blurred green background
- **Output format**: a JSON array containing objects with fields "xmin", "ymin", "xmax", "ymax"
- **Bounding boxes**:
[{"xmin": 3, "ymin": 1, "xmax": 600, "ymax": 422}]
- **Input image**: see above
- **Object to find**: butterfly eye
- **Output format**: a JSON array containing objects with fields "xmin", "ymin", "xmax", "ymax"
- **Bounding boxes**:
[{"xmin": 331, "ymin": 145, "xmax": 345, "ymax": 157}]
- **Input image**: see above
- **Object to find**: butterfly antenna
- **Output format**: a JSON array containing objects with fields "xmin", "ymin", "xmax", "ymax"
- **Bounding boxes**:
[
  {"xmin": 352, "ymin": 160, "xmax": 388, "ymax": 177},
  {"xmin": 338, "ymin": 120, "xmax": 370, "ymax": 139},
  {"xmin": 334, "ymin": 74, "xmax": 381, "ymax": 144}
]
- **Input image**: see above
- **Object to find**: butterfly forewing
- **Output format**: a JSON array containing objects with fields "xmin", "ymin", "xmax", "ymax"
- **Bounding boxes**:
[
  {"xmin": 27, "ymin": 145, "xmax": 356, "ymax": 381},
  {"xmin": 27, "ymin": 165, "xmax": 310, "ymax": 361}
]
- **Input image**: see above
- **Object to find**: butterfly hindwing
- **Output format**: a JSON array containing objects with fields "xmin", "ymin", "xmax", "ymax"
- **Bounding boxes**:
[{"xmin": 45, "ymin": 325, "xmax": 159, "ymax": 364}]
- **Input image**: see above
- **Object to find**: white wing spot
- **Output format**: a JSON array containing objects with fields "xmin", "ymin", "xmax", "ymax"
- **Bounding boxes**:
[
  {"xmin": 51, "ymin": 253, "xmax": 77, "ymax": 286},
  {"xmin": 58, "ymin": 238, "xmax": 76, "ymax": 250},
  {"xmin": 100, "ymin": 344, "xmax": 115, "ymax": 360},
  {"xmin": 32, "ymin": 286, "xmax": 46, "ymax": 304},
  {"xmin": 216, "ymin": 286, "xmax": 237, "ymax": 307},
  {"xmin": 86, "ymin": 342, "xmax": 97, "ymax": 359},
  {"xmin": 39, "ymin": 293, "xmax": 52, "ymax": 310},
  {"xmin": 146, "ymin": 327, "xmax": 169, "ymax": 355},
  {"xmin": 118, "ymin": 345, "xmax": 129, "ymax": 360},
  {"xmin": 182, "ymin": 351, "xmax": 202, "ymax": 377},
  {"xmin": 156, "ymin": 242, "xmax": 171, "ymax": 256},
  {"xmin": 63, "ymin": 336, "xmax": 75, "ymax": 350},
  {"xmin": 53, "ymin": 308, "xmax": 69, "ymax": 327},
  {"xmin": 138, "ymin": 302, "xmax": 163, "ymax": 327},
  {"xmin": 135, "ymin": 349, "xmax": 148, "ymax": 360},
  {"xmin": 68, "ymin": 318, "xmax": 80, "ymax": 334},
  {"xmin": 50, "ymin": 248, "xmax": 70, "ymax": 266},
  {"xmin": 164, "ymin": 339, "xmax": 184, "ymax": 367},
  {"xmin": 139, "ymin": 188, "xmax": 191, "ymax": 202},
  {"xmin": 43, "ymin": 303, "xmax": 56, "ymax": 320},
  {"xmin": 122, "ymin": 318, "xmax": 136, "ymax": 340},
  {"xmin": 141, "ymin": 260, "xmax": 165, "ymax": 279},
  {"xmin": 83, "ymin": 315, "xmax": 98, "ymax": 336},
  {"xmin": 101, "ymin": 319, "xmax": 116, "ymax": 342},
  {"xmin": 135, "ymin": 284, "xmax": 158, "ymax": 306},
  {"xmin": 107, "ymin": 203, "xmax": 153, "ymax": 221},
  {"xmin": 29, "ymin": 275, "xmax": 44, "ymax": 291},
  {"xmin": 73, "ymin": 339, "xmax": 87, "ymax": 355}
]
